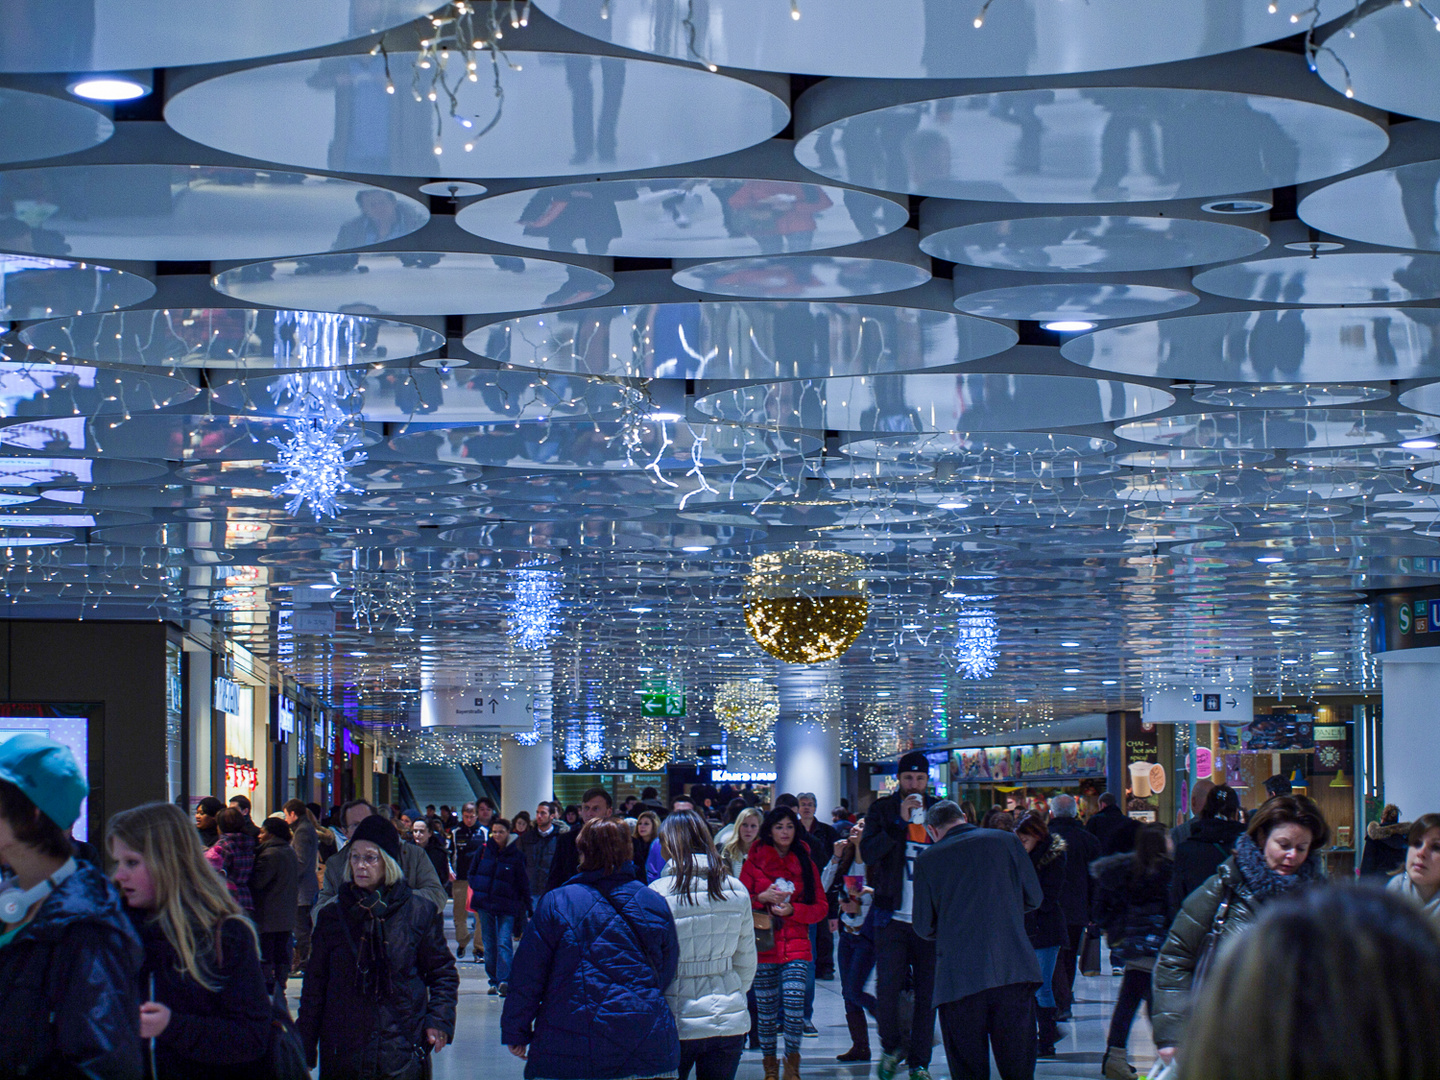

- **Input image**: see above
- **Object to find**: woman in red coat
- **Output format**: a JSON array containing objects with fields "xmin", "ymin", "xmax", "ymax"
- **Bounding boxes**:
[{"xmin": 741, "ymin": 806, "xmax": 829, "ymax": 1080}]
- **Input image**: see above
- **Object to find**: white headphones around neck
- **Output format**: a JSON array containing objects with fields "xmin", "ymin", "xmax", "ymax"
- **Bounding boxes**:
[{"xmin": 0, "ymin": 857, "xmax": 78, "ymax": 922}]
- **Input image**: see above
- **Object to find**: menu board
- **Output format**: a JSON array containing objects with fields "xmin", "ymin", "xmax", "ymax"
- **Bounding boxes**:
[{"xmin": 954, "ymin": 739, "xmax": 1106, "ymax": 781}]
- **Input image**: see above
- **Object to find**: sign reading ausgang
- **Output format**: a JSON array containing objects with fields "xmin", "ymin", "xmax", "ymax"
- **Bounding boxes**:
[{"xmin": 421, "ymin": 685, "xmax": 534, "ymax": 731}]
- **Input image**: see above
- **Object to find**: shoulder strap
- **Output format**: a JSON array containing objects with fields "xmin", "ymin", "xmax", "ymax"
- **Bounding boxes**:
[{"xmin": 596, "ymin": 884, "xmax": 661, "ymax": 979}]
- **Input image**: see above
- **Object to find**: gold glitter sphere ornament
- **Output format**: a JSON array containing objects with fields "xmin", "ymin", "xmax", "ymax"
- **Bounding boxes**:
[
  {"xmin": 629, "ymin": 727, "xmax": 671, "ymax": 771},
  {"xmin": 743, "ymin": 549, "xmax": 869, "ymax": 664}
]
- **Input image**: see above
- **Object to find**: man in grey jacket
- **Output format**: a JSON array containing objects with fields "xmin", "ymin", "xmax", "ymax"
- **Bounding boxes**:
[
  {"xmin": 313, "ymin": 798, "xmax": 449, "ymax": 921},
  {"xmin": 913, "ymin": 801, "xmax": 1043, "ymax": 1080},
  {"xmin": 284, "ymin": 798, "xmax": 320, "ymax": 973}
]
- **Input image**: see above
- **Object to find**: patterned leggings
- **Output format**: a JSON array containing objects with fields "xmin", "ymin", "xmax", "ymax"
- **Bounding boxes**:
[{"xmin": 754, "ymin": 960, "xmax": 809, "ymax": 1057}]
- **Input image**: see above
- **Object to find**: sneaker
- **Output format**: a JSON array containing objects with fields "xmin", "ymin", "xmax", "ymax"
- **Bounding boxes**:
[
  {"xmin": 498, "ymin": 982, "xmax": 508, "ymax": 997},
  {"xmin": 487, "ymin": 985, "xmax": 499, "ymax": 996},
  {"xmin": 909, "ymin": 1068, "xmax": 933, "ymax": 1080},
  {"xmin": 803, "ymin": 1021, "xmax": 819, "ymax": 1037},
  {"xmin": 456, "ymin": 945, "xmax": 466, "ymax": 960},
  {"xmin": 877, "ymin": 1051, "xmax": 904, "ymax": 1080}
]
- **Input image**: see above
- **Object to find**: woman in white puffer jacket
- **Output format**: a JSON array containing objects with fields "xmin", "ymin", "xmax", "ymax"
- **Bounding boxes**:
[{"xmin": 650, "ymin": 809, "xmax": 758, "ymax": 1080}]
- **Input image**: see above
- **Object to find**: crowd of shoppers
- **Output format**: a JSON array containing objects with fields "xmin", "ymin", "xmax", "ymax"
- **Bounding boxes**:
[{"xmin": 11, "ymin": 732, "xmax": 1440, "ymax": 1080}]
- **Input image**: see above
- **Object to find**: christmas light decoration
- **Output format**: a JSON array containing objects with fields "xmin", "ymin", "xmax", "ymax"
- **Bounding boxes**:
[
  {"xmin": 714, "ymin": 679, "xmax": 780, "ymax": 737},
  {"xmin": 953, "ymin": 606, "xmax": 999, "ymax": 680},
  {"xmin": 508, "ymin": 564, "xmax": 560, "ymax": 649},
  {"xmin": 629, "ymin": 727, "xmax": 671, "ymax": 770},
  {"xmin": 266, "ymin": 415, "xmax": 367, "ymax": 519},
  {"xmin": 743, "ymin": 549, "xmax": 869, "ymax": 664}
]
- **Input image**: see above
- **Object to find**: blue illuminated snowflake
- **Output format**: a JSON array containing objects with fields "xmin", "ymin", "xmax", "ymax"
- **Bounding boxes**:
[{"xmin": 266, "ymin": 416, "xmax": 367, "ymax": 520}]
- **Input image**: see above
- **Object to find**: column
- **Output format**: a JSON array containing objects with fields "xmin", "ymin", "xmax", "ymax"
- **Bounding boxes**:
[
  {"xmin": 1380, "ymin": 652, "xmax": 1440, "ymax": 815},
  {"xmin": 775, "ymin": 664, "xmax": 842, "ymax": 814},
  {"xmin": 501, "ymin": 737, "xmax": 555, "ymax": 820}
]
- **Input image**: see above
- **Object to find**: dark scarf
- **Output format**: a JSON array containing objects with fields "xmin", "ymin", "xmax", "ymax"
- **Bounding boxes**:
[
  {"xmin": 338, "ymin": 882, "xmax": 396, "ymax": 1000},
  {"xmin": 1232, "ymin": 832, "xmax": 1321, "ymax": 901}
]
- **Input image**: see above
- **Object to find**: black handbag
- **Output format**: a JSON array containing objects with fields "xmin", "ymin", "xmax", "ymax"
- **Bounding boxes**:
[
  {"xmin": 753, "ymin": 910, "xmax": 776, "ymax": 953},
  {"xmin": 1191, "ymin": 891, "xmax": 1234, "ymax": 991},
  {"xmin": 1078, "ymin": 925, "xmax": 1103, "ymax": 977}
]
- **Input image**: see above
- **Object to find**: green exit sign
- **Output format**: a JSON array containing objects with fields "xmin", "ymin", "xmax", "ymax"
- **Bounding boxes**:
[{"xmin": 641, "ymin": 689, "xmax": 686, "ymax": 717}]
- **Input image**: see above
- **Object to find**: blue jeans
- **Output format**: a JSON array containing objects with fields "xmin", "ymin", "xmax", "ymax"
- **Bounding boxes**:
[
  {"xmin": 1034, "ymin": 945, "xmax": 1060, "ymax": 1008},
  {"xmin": 837, "ymin": 929, "xmax": 877, "ymax": 1016},
  {"xmin": 480, "ymin": 911, "xmax": 515, "ymax": 986},
  {"xmin": 679, "ymin": 1033, "xmax": 745, "ymax": 1080}
]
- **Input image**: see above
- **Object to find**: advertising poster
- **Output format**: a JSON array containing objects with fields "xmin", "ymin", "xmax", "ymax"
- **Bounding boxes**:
[
  {"xmin": 1241, "ymin": 712, "xmax": 1315, "ymax": 752},
  {"xmin": 988, "ymin": 746, "xmax": 1012, "ymax": 780}
]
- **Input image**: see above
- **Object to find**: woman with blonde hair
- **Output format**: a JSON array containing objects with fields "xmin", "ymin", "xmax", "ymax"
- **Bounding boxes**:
[
  {"xmin": 108, "ymin": 801, "xmax": 272, "ymax": 1079},
  {"xmin": 299, "ymin": 814, "xmax": 458, "ymax": 1078},
  {"xmin": 721, "ymin": 807, "xmax": 762, "ymax": 877}
]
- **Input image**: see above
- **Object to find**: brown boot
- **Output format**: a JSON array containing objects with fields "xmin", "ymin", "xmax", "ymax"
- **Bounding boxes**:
[
  {"xmin": 763, "ymin": 1055, "xmax": 780, "ymax": 1080},
  {"xmin": 783, "ymin": 1051, "xmax": 802, "ymax": 1080}
]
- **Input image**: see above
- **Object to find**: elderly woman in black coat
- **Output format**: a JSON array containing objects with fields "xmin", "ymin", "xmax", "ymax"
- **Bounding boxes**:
[{"xmin": 299, "ymin": 815, "xmax": 459, "ymax": 1079}]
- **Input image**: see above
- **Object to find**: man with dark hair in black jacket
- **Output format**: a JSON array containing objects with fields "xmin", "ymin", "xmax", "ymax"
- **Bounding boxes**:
[
  {"xmin": 545, "ymin": 787, "xmax": 614, "ymax": 892},
  {"xmin": 1086, "ymin": 792, "xmax": 1139, "ymax": 855},
  {"xmin": 861, "ymin": 751, "xmax": 940, "ymax": 1080}
]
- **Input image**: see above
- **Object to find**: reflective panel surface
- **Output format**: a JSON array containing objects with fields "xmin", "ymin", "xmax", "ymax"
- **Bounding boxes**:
[
  {"xmin": 920, "ymin": 214, "xmax": 1270, "ymax": 271},
  {"xmin": 457, "ymin": 179, "xmax": 908, "ymax": 258},
  {"xmin": 1316, "ymin": 4, "xmax": 1440, "ymax": 124},
  {"xmin": 0, "ymin": 414, "xmax": 365, "ymax": 461},
  {"xmin": 1111, "ymin": 448, "xmax": 1275, "ymax": 468},
  {"xmin": 389, "ymin": 421, "xmax": 819, "ymax": 472},
  {"xmin": 0, "ymin": 89, "xmax": 112, "ymax": 164},
  {"xmin": 0, "ymin": 1, "xmax": 442, "ymax": 71},
  {"xmin": 673, "ymin": 255, "xmax": 930, "ymax": 299},
  {"xmin": 1113, "ymin": 410, "xmax": 1440, "ymax": 449},
  {"xmin": 0, "ymin": 166, "xmax": 429, "ymax": 261},
  {"xmin": 535, "ymin": 0, "xmax": 1347, "ymax": 78},
  {"xmin": 1192, "ymin": 384, "xmax": 1389, "ymax": 408},
  {"xmin": 1192, "ymin": 250, "xmax": 1440, "ymax": 304},
  {"xmin": 22, "ymin": 308, "xmax": 443, "ymax": 368},
  {"xmin": 1300, "ymin": 160, "xmax": 1440, "ymax": 251},
  {"xmin": 796, "ymin": 86, "xmax": 1387, "ymax": 202},
  {"xmin": 1065, "ymin": 308, "xmax": 1440, "ymax": 383},
  {"xmin": 694, "ymin": 374, "xmax": 1175, "ymax": 431},
  {"xmin": 465, "ymin": 301, "xmax": 1017, "ymax": 378},
  {"xmin": 0, "ymin": 361, "xmax": 198, "ymax": 417},
  {"xmin": 842, "ymin": 431, "xmax": 1117, "ymax": 462},
  {"xmin": 166, "ymin": 52, "xmax": 788, "ymax": 178},
  {"xmin": 953, "ymin": 281, "xmax": 1197, "ymax": 321},
  {"xmin": 212, "ymin": 252, "xmax": 613, "ymax": 316},
  {"xmin": 0, "ymin": 254, "xmax": 154, "ymax": 320},
  {"xmin": 210, "ymin": 369, "xmax": 631, "ymax": 423}
]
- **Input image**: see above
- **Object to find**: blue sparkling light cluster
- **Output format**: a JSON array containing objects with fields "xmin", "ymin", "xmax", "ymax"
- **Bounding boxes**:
[
  {"xmin": 267, "ymin": 416, "xmax": 367, "ymax": 519},
  {"xmin": 954, "ymin": 607, "xmax": 998, "ymax": 680},
  {"xmin": 508, "ymin": 565, "xmax": 560, "ymax": 649}
]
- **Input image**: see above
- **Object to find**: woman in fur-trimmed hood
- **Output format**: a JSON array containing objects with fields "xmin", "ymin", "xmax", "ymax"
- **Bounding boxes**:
[
  {"xmin": 1361, "ymin": 804, "xmax": 1410, "ymax": 879},
  {"xmin": 1016, "ymin": 812, "xmax": 1069, "ymax": 1057}
]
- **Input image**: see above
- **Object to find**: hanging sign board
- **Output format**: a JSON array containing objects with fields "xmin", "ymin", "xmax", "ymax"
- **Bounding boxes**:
[
  {"xmin": 1142, "ymin": 687, "xmax": 1253, "ymax": 725},
  {"xmin": 421, "ymin": 685, "xmax": 535, "ymax": 731}
]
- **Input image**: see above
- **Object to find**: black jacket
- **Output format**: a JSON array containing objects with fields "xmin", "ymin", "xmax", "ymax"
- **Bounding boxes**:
[
  {"xmin": 1360, "ymin": 821, "xmax": 1410, "ymax": 879},
  {"xmin": 546, "ymin": 828, "xmax": 582, "ymax": 894},
  {"xmin": 417, "ymin": 835, "xmax": 453, "ymax": 888},
  {"xmin": 469, "ymin": 838, "xmax": 531, "ymax": 918},
  {"xmin": 133, "ymin": 913, "xmax": 272, "ymax": 1080},
  {"xmin": 1091, "ymin": 852, "xmax": 1174, "ymax": 964},
  {"xmin": 860, "ymin": 790, "xmax": 938, "ymax": 912},
  {"xmin": 1048, "ymin": 816, "xmax": 1100, "ymax": 927},
  {"xmin": 251, "ymin": 836, "xmax": 300, "ymax": 935},
  {"xmin": 1025, "ymin": 833, "xmax": 1069, "ymax": 949},
  {"xmin": 452, "ymin": 823, "xmax": 485, "ymax": 881},
  {"xmin": 1169, "ymin": 817, "xmax": 1245, "ymax": 915},
  {"xmin": 0, "ymin": 862, "xmax": 144, "ymax": 1080},
  {"xmin": 1086, "ymin": 804, "xmax": 1139, "ymax": 856},
  {"xmin": 298, "ymin": 879, "xmax": 459, "ymax": 1080}
]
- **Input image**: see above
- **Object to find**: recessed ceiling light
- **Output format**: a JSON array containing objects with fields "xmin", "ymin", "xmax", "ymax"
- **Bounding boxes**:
[
  {"xmin": 716, "ymin": 652, "xmax": 735, "ymax": 658},
  {"xmin": 629, "ymin": 606, "xmax": 652, "ymax": 613},
  {"xmin": 69, "ymin": 75, "xmax": 150, "ymax": 101},
  {"xmin": 648, "ymin": 411, "xmax": 683, "ymax": 423},
  {"xmin": 1322, "ymin": 667, "xmax": 1340, "ymax": 672},
  {"xmin": 936, "ymin": 501, "xmax": 970, "ymax": 510},
  {"xmin": 308, "ymin": 582, "xmax": 333, "ymax": 589},
  {"xmin": 1102, "ymin": 679, "xmax": 1118, "ymax": 685},
  {"xmin": 1281, "ymin": 658, "xmax": 1299, "ymax": 665},
  {"xmin": 1060, "ymin": 641, "xmax": 1081, "ymax": 648},
  {"xmin": 681, "ymin": 545, "xmax": 709, "ymax": 552},
  {"xmin": 1402, "ymin": 439, "xmax": 1439, "ymax": 450},
  {"xmin": 877, "ymin": 691, "xmax": 890, "ymax": 697},
  {"xmin": 395, "ymin": 625, "xmax": 414, "ymax": 633},
  {"xmin": 1062, "ymin": 686, "xmax": 1078, "ymax": 691},
  {"xmin": 1042, "ymin": 320, "xmax": 1096, "ymax": 333},
  {"xmin": 1064, "ymin": 667, "xmax": 1082, "ymax": 674},
  {"xmin": 1256, "ymin": 556, "xmax": 1284, "ymax": 563},
  {"xmin": 1015, "ymin": 698, "xmax": 1029, "ymax": 703}
]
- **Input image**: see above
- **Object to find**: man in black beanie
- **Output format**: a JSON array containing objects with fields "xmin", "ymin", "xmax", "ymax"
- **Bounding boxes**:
[{"xmin": 861, "ymin": 751, "xmax": 941, "ymax": 1080}]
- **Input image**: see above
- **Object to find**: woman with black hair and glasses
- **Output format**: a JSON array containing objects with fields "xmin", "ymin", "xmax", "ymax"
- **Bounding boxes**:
[{"xmin": 740, "ymin": 807, "xmax": 829, "ymax": 1080}]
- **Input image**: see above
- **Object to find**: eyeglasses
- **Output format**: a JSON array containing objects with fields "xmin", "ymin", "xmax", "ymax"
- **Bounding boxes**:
[{"xmin": 349, "ymin": 851, "xmax": 382, "ymax": 867}]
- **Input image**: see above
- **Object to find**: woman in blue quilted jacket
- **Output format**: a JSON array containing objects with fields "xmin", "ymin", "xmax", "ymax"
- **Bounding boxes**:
[{"xmin": 502, "ymin": 817, "xmax": 680, "ymax": 1080}]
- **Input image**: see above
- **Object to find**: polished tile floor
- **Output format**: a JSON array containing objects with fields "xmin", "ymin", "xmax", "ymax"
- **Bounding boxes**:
[{"xmin": 292, "ymin": 933, "xmax": 1156, "ymax": 1080}]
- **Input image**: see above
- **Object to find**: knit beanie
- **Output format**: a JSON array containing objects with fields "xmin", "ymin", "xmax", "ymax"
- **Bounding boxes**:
[{"xmin": 349, "ymin": 814, "xmax": 403, "ymax": 862}]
